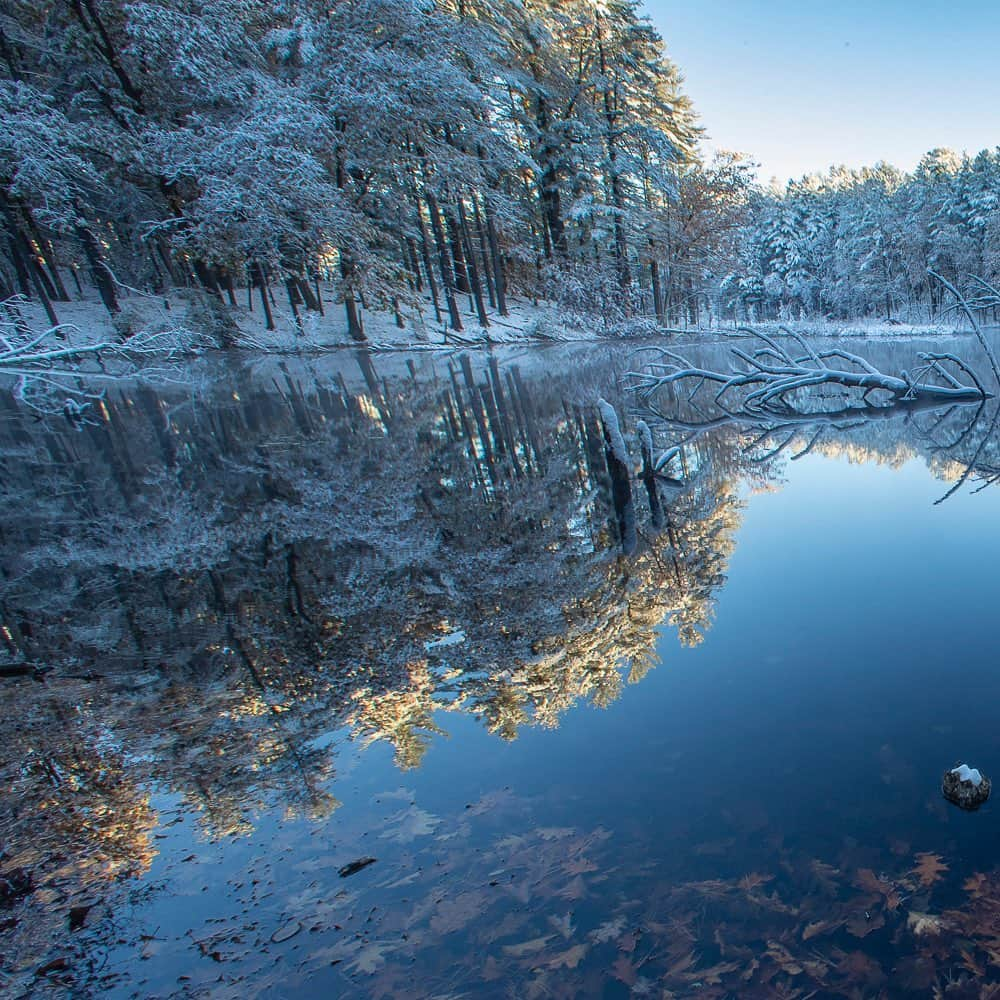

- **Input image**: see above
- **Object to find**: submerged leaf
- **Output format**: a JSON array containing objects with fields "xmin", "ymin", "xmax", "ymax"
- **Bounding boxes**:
[
  {"xmin": 545, "ymin": 943, "xmax": 588, "ymax": 969},
  {"xmin": 589, "ymin": 916, "xmax": 626, "ymax": 945},
  {"xmin": 503, "ymin": 935, "xmax": 552, "ymax": 958},
  {"xmin": 912, "ymin": 852, "xmax": 948, "ymax": 887},
  {"xmin": 611, "ymin": 953, "xmax": 638, "ymax": 985},
  {"xmin": 738, "ymin": 871, "xmax": 774, "ymax": 893}
]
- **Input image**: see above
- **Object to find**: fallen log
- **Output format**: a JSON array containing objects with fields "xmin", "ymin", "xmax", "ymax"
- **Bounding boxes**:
[{"xmin": 626, "ymin": 328, "xmax": 989, "ymax": 418}]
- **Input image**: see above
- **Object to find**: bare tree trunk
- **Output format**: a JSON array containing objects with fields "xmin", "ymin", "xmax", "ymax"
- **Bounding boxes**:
[
  {"xmin": 32, "ymin": 230, "xmax": 71, "ymax": 301},
  {"xmin": 285, "ymin": 278, "xmax": 303, "ymax": 332},
  {"xmin": 484, "ymin": 200, "xmax": 509, "ymax": 316},
  {"xmin": 72, "ymin": 222, "xmax": 115, "ymax": 314},
  {"xmin": 340, "ymin": 252, "xmax": 366, "ymax": 342},
  {"xmin": 406, "ymin": 237, "xmax": 423, "ymax": 292},
  {"xmin": 597, "ymin": 399, "xmax": 636, "ymax": 555},
  {"xmin": 4, "ymin": 226, "xmax": 32, "ymax": 297},
  {"xmin": 444, "ymin": 205, "xmax": 471, "ymax": 294},
  {"xmin": 472, "ymin": 197, "xmax": 496, "ymax": 309},
  {"xmin": 415, "ymin": 209, "xmax": 442, "ymax": 324},
  {"xmin": 250, "ymin": 260, "xmax": 275, "ymax": 330},
  {"xmin": 425, "ymin": 191, "xmax": 463, "ymax": 332},
  {"xmin": 219, "ymin": 267, "xmax": 238, "ymax": 308},
  {"xmin": 312, "ymin": 271, "xmax": 324, "ymax": 315},
  {"xmin": 651, "ymin": 260, "xmax": 664, "ymax": 324},
  {"xmin": 457, "ymin": 199, "xmax": 489, "ymax": 328}
]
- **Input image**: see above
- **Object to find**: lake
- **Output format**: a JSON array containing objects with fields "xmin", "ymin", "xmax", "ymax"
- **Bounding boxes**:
[{"xmin": 3, "ymin": 335, "xmax": 1000, "ymax": 998}]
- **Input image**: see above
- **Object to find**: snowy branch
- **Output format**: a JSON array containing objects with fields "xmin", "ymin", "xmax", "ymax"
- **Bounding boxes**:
[
  {"xmin": 625, "ymin": 328, "xmax": 989, "ymax": 418},
  {"xmin": 0, "ymin": 300, "xmax": 198, "ymax": 414}
]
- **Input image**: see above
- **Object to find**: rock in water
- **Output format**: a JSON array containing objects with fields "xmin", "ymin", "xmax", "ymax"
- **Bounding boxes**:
[{"xmin": 942, "ymin": 763, "xmax": 991, "ymax": 810}]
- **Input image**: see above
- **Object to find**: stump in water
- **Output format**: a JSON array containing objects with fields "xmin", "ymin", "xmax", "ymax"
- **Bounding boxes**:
[
  {"xmin": 636, "ymin": 419, "xmax": 664, "ymax": 531},
  {"xmin": 597, "ymin": 399, "xmax": 636, "ymax": 555},
  {"xmin": 942, "ymin": 764, "xmax": 991, "ymax": 810}
]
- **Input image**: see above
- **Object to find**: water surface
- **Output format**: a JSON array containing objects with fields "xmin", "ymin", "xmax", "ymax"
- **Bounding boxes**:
[{"xmin": 3, "ymin": 338, "xmax": 1000, "ymax": 997}]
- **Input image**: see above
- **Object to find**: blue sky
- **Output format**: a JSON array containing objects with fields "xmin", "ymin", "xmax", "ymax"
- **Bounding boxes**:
[{"xmin": 644, "ymin": 0, "xmax": 1000, "ymax": 183}]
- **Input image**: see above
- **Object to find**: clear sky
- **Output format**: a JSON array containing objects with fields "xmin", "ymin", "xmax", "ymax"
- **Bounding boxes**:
[{"xmin": 643, "ymin": 0, "xmax": 1000, "ymax": 184}]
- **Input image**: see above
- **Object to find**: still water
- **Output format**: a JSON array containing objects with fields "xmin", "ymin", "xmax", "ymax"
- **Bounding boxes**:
[{"xmin": 4, "ymin": 338, "xmax": 1000, "ymax": 997}]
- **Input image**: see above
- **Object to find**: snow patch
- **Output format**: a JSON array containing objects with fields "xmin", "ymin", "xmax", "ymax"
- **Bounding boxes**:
[
  {"xmin": 636, "ymin": 419, "xmax": 653, "ymax": 459},
  {"xmin": 424, "ymin": 630, "xmax": 466, "ymax": 651},
  {"xmin": 597, "ymin": 398, "xmax": 628, "ymax": 466},
  {"xmin": 951, "ymin": 764, "xmax": 983, "ymax": 787}
]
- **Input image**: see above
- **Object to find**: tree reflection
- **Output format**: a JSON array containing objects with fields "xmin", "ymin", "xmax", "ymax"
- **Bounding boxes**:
[{"xmin": 3, "ymin": 342, "xmax": 999, "ymax": 982}]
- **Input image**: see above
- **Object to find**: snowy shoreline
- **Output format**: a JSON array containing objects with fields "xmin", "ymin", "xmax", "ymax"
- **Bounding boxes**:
[{"xmin": 14, "ymin": 285, "xmax": 974, "ymax": 359}]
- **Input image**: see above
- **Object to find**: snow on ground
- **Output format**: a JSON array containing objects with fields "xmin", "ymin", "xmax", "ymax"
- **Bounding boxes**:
[
  {"xmin": 747, "ymin": 317, "xmax": 961, "ymax": 340},
  {"xmin": 15, "ymin": 283, "xmax": 590, "ymax": 354},
  {"xmin": 14, "ymin": 282, "xmax": 974, "ymax": 359}
]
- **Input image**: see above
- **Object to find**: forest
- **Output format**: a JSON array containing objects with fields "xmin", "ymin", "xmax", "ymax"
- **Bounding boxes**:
[{"xmin": 3, "ymin": 0, "xmax": 999, "ymax": 348}]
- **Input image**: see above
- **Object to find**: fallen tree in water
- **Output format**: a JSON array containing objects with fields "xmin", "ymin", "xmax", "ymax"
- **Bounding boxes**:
[
  {"xmin": 626, "ymin": 328, "xmax": 990, "ymax": 417},
  {"xmin": 0, "ymin": 297, "xmax": 199, "ymax": 414}
]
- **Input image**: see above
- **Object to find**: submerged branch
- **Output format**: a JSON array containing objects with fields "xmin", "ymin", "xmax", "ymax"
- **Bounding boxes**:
[{"xmin": 626, "ymin": 327, "xmax": 990, "ymax": 420}]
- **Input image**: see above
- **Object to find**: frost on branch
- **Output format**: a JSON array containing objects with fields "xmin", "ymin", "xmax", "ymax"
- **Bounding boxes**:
[
  {"xmin": 0, "ymin": 299, "xmax": 198, "ymax": 414},
  {"xmin": 626, "ymin": 328, "xmax": 989, "ymax": 419}
]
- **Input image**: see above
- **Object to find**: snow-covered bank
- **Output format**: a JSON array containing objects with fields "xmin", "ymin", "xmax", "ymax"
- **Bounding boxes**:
[
  {"xmin": 749, "ymin": 318, "xmax": 960, "ymax": 341},
  {"xmin": 15, "ymin": 285, "xmax": 598, "ymax": 354},
  {"xmin": 15, "ymin": 284, "xmax": 976, "ymax": 359}
]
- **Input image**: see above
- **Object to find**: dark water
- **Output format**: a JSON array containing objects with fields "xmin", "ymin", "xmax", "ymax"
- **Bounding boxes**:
[{"xmin": 4, "ymin": 337, "xmax": 1000, "ymax": 997}]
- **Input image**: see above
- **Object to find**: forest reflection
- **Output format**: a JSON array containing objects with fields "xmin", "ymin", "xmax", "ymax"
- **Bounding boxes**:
[{"xmin": 1, "ymin": 343, "xmax": 998, "ymax": 975}]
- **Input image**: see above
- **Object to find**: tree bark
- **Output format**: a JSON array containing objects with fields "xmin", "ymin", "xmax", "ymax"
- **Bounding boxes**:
[
  {"xmin": 457, "ymin": 199, "xmax": 489, "ymax": 328},
  {"xmin": 415, "ymin": 208, "xmax": 442, "ymax": 323},
  {"xmin": 472, "ymin": 197, "xmax": 496, "ymax": 309},
  {"xmin": 484, "ymin": 199, "xmax": 509, "ymax": 316},
  {"xmin": 339, "ymin": 252, "xmax": 366, "ymax": 342},
  {"xmin": 250, "ymin": 260, "xmax": 275, "ymax": 330},
  {"xmin": 425, "ymin": 191, "xmax": 463, "ymax": 332},
  {"xmin": 444, "ymin": 205, "xmax": 471, "ymax": 294}
]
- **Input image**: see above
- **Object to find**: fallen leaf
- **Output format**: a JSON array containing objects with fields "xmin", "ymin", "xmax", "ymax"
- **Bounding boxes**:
[
  {"xmin": 665, "ymin": 949, "xmax": 697, "ymax": 978},
  {"xmin": 810, "ymin": 859, "xmax": 841, "ymax": 895},
  {"xmin": 589, "ymin": 916, "xmax": 626, "ymax": 944},
  {"xmin": 546, "ymin": 943, "xmax": 587, "ymax": 969},
  {"xmin": 547, "ymin": 912, "xmax": 574, "ymax": 940},
  {"xmin": 765, "ymin": 941, "xmax": 803, "ymax": 975},
  {"xmin": 349, "ymin": 942, "xmax": 394, "ymax": 975},
  {"xmin": 912, "ymin": 852, "xmax": 948, "ymax": 887},
  {"xmin": 699, "ymin": 960, "xmax": 742, "ymax": 984},
  {"xmin": 964, "ymin": 873, "xmax": 988, "ymax": 898},
  {"xmin": 557, "ymin": 875, "xmax": 586, "ymax": 901},
  {"xmin": 617, "ymin": 930, "xmax": 638, "ymax": 954},
  {"xmin": 563, "ymin": 856, "xmax": 598, "ymax": 875},
  {"xmin": 270, "ymin": 921, "xmax": 301, "ymax": 944},
  {"xmin": 503, "ymin": 935, "xmax": 552, "ymax": 958},
  {"xmin": 738, "ymin": 872, "xmax": 774, "ymax": 893},
  {"xmin": 611, "ymin": 953, "xmax": 638, "ymax": 986},
  {"xmin": 802, "ymin": 918, "xmax": 842, "ymax": 941},
  {"xmin": 959, "ymin": 948, "xmax": 985, "ymax": 976},
  {"xmin": 537, "ymin": 827, "xmax": 574, "ymax": 840},
  {"xmin": 846, "ymin": 909, "xmax": 884, "ymax": 938},
  {"xmin": 482, "ymin": 956, "xmax": 502, "ymax": 981},
  {"xmin": 430, "ymin": 893, "xmax": 485, "ymax": 934},
  {"xmin": 854, "ymin": 868, "xmax": 891, "ymax": 897}
]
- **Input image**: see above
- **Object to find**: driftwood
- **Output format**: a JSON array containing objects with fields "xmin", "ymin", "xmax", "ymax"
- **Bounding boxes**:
[{"xmin": 626, "ymin": 328, "xmax": 989, "ymax": 418}]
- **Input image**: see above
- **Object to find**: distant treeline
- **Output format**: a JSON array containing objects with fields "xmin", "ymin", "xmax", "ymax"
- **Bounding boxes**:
[{"xmin": 728, "ymin": 151, "xmax": 1000, "ymax": 323}]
